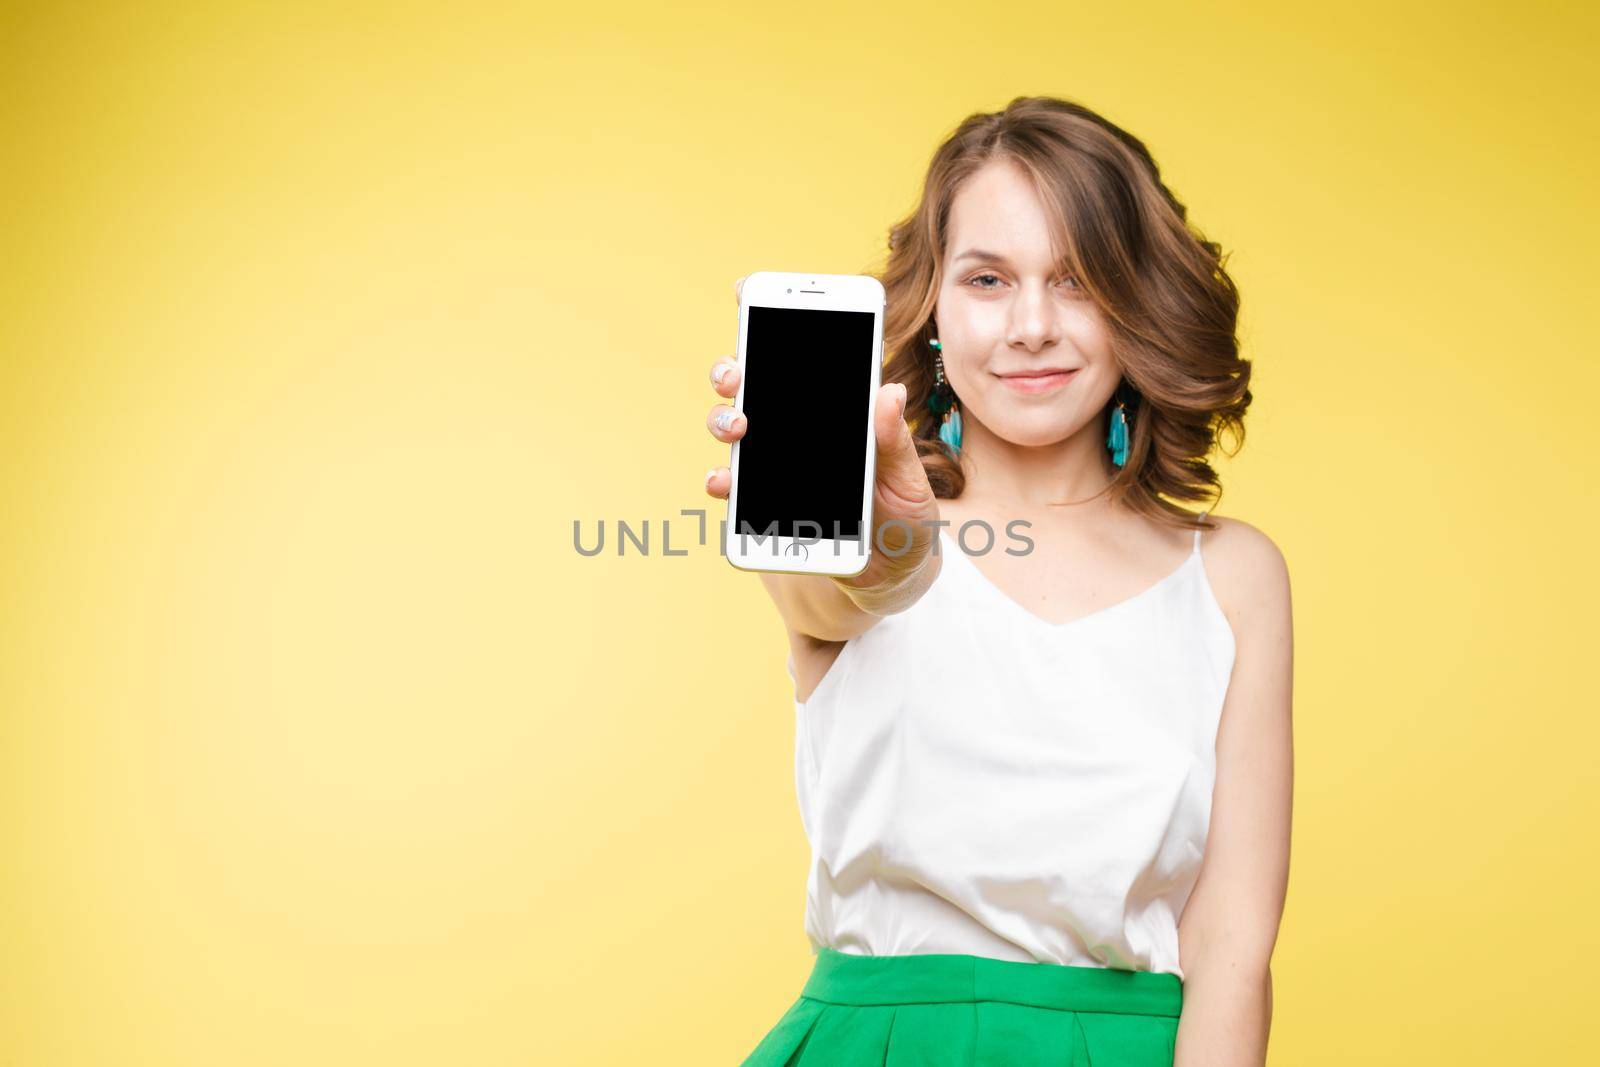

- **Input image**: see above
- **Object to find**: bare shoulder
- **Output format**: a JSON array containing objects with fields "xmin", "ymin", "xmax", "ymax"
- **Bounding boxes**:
[{"xmin": 1197, "ymin": 514, "xmax": 1292, "ymax": 639}]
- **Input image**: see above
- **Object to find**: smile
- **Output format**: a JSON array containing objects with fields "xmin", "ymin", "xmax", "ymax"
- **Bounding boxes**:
[{"xmin": 996, "ymin": 369, "xmax": 1080, "ymax": 394}]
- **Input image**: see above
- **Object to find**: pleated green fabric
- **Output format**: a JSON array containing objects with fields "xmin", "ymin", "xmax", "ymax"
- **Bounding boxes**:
[{"xmin": 739, "ymin": 947, "xmax": 1182, "ymax": 1066}]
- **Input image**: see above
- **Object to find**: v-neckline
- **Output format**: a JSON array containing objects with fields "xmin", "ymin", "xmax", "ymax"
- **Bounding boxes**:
[{"xmin": 937, "ymin": 529, "xmax": 1197, "ymax": 631}]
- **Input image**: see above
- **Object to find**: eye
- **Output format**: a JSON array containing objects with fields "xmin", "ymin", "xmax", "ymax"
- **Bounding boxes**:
[{"xmin": 962, "ymin": 272, "xmax": 1082, "ymax": 291}]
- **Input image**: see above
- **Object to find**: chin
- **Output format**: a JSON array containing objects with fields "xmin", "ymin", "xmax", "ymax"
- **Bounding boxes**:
[{"xmin": 991, "ymin": 420, "xmax": 1080, "ymax": 448}]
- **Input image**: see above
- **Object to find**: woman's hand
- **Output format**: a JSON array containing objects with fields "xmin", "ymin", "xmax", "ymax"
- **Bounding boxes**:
[{"xmin": 705, "ymin": 276, "xmax": 942, "ymax": 611}]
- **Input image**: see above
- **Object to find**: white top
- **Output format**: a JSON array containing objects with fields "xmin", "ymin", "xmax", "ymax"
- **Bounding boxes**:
[{"xmin": 785, "ymin": 513, "xmax": 1236, "ymax": 979}]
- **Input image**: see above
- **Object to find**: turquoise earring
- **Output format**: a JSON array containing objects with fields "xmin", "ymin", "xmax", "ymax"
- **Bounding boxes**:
[
  {"xmin": 1106, "ymin": 398, "xmax": 1130, "ymax": 468},
  {"xmin": 927, "ymin": 338, "xmax": 962, "ymax": 457}
]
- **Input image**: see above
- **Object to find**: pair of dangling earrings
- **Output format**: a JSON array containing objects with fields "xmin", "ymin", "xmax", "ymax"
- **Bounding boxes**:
[{"xmin": 925, "ymin": 336, "xmax": 1133, "ymax": 467}]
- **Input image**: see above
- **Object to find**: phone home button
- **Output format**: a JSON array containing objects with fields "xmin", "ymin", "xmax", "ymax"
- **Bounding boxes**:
[{"xmin": 784, "ymin": 543, "xmax": 808, "ymax": 560}]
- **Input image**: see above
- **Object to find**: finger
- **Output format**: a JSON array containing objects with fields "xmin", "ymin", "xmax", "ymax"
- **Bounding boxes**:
[
  {"xmin": 704, "ymin": 466, "xmax": 729, "ymax": 499},
  {"xmin": 874, "ymin": 382, "xmax": 913, "ymax": 453},
  {"xmin": 872, "ymin": 383, "xmax": 936, "ymax": 514},
  {"xmin": 706, "ymin": 403, "xmax": 747, "ymax": 441},
  {"xmin": 709, "ymin": 356, "xmax": 740, "ymax": 398}
]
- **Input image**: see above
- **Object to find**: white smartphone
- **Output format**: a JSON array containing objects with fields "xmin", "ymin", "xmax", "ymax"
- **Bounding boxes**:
[{"xmin": 724, "ymin": 270, "xmax": 884, "ymax": 577}]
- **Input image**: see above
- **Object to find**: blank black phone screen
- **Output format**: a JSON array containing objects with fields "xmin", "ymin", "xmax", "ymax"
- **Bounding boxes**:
[{"xmin": 733, "ymin": 304, "xmax": 876, "ymax": 543}]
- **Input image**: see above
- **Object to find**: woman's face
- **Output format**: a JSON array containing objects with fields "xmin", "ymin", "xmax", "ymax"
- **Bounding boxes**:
[{"xmin": 934, "ymin": 158, "xmax": 1120, "ymax": 450}]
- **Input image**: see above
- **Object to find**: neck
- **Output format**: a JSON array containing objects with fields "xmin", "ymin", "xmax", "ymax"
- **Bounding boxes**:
[{"xmin": 953, "ymin": 413, "xmax": 1117, "ymax": 514}]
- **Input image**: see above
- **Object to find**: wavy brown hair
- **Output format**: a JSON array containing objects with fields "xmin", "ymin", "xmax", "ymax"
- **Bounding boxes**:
[{"xmin": 868, "ymin": 95, "xmax": 1251, "ymax": 531}]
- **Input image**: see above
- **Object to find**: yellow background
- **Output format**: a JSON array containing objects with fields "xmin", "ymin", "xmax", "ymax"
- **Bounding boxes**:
[{"xmin": 3, "ymin": 2, "xmax": 1595, "ymax": 1063}]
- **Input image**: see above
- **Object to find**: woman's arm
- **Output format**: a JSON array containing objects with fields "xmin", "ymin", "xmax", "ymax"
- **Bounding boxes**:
[
  {"xmin": 1175, "ymin": 518, "xmax": 1294, "ymax": 1067},
  {"xmin": 757, "ymin": 549, "xmax": 942, "ymax": 642}
]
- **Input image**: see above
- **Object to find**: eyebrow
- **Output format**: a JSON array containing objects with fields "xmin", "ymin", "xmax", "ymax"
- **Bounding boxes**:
[
  {"xmin": 951, "ymin": 248, "xmax": 1080, "ymax": 276},
  {"xmin": 951, "ymin": 249, "xmax": 1010, "ymax": 265}
]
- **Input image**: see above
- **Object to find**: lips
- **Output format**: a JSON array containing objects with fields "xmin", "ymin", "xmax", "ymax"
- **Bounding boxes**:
[{"xmin": 996, "ymin": 368, "xmax": 1081, "ymax": 394}]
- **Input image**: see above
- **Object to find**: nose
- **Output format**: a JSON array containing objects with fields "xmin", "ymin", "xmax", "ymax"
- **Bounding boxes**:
[{"xmin": 1005, "ymin": 280, "xmax": 1062, "ymax": 352}]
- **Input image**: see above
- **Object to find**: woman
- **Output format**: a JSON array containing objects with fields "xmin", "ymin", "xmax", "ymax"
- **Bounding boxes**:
[{"xmin": 704, "ymin": 96, "xmax": 1292, "ymax": 1067}]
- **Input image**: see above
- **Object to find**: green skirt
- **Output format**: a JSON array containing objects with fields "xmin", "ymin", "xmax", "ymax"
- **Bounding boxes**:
[{"xmin": 739, "ymin": 946, "xmax": 1183, "ymax": 1067}]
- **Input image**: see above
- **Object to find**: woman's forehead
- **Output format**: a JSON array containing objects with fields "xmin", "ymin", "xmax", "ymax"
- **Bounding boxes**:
[{"xmin": 947, "ymin": 163, "xmax": 1074, "ymax": 271}]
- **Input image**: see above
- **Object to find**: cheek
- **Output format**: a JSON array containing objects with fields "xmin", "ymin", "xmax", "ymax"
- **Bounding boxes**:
[
  {"xmin": 1065, "ymin": 308, "xmax": 1116, "ymax": 364},
  {"xmin": 1079, "ymin": 368, "xmax": 1121, "ymax": 410},
  {"xmin": 941, "ymin": 287, "xmax": 1010, "ymax": 329},
  {"xmin": 1079, "ymin": 354, "xmax": 1120, "ymax": 404}
]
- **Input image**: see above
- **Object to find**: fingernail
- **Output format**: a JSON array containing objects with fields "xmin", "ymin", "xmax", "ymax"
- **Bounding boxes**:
[
  {"xmin": 716, "ymin": 410, "xmax": 737, "ymax": 431},
  {"xmin": 712, "ymin": 363, "xmax": 731, "ymax": 384},
  {"xmin": 705, "ymin": 468, "xmax": 718, "ymax": 487},
  {"xmin": 895, "ymin": 384, "xmax": 907, "ymax": 420}
]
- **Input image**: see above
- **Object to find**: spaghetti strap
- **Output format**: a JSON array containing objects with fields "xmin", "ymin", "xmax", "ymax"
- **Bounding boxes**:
[{"xmin": 1194, "ymin": 509, "xmax": 1209, "ymax": 554}]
